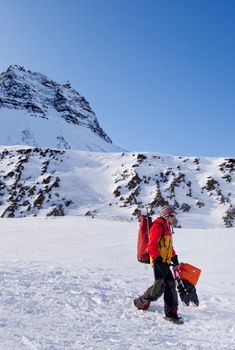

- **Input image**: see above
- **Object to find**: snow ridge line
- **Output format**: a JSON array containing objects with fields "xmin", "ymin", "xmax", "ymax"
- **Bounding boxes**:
[{"xmin": 0, "ymin": 147, "xmax": 234, "ymax": 227}]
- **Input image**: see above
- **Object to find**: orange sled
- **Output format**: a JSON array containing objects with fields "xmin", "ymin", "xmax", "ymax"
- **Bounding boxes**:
[{"xmin": 173, "ymin": 263, "xmax": 201, "ymax": 286}]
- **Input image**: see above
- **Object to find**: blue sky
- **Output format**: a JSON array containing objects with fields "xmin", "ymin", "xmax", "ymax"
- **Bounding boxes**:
[{"xmin": 0, "ymin": 0, "xmax": 234, "ymax": 156}]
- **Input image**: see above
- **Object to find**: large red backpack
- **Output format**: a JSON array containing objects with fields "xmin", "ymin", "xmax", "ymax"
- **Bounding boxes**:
[{"xmin": 137, "ymin": 215, "xmax": 153, "ymax": 263}]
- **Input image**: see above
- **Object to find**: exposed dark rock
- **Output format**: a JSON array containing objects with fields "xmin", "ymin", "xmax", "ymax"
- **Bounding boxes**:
[
  {"xmin": 124, "ymin": 188, "xmax": 140, "ymax": 206},
  {"xmin": 42, "ymin": 176, "xmax": 52, "ymax": 184},
  {"xmin": 127, "ymin": 172, "xmax": 142, "ymax": 190},
  {"xmin": 137, "ymin": 154, "xmax": 147, "ymax": 164},
  {"xmin": 196, "ymin": 201, "xmax": 205, "ymax": 208},
  {"xmin": 41, "ymin": 161, "xmax": 49, "ymax": 175},
  {"xmin": 47, "ymin": 204, "xmax": 64, "ymax": 217},
  {"xmin": 222, "ymin": 174, "xmax": 232, "ymax": 183},
  {"xmin": 28, "ymin": 186, "xmax": 37, "ymax": 196},
  {"xmin": 203, "ymin": 178, "xmax": 219, "ymax": 192},
  {"xmin": 49, "ymin": 177, "xmax": 60, "ymax": 190},
  {"xmin": 33, "ymin": 192, "xmax": 45, "ymax": 208},
  {"xmin": 113, "ymin": 187, "xmax": 121, "ymax": 197},
  {"xmin": 159, "ymin": 172, "xmax": 168, "ymax": 183},
  {"xmin": 173, "ymin": 200, "xmax": 180, "ymax": 209},
  {"xmin": 65, "ymin": 200, "xmax": 73, "ymax": 207},
  {"xmin": 222, "ymin": 207, "xmax": 235, "ymax": 227},
  {"xmin": 219, "ymin": 158, "xmax": 235, "ymax": 173},
  {"xmin": 4, "ymin": 171, "xmax": 15, "ymax": 178},
  {"xmin": 180, "ymin": 203, "xmax": 191, "ymax": 212},
  {"xmin": 150, "ymin": 185, "xmax": 168, "ymax": 208},
  {"xmin": 168, "ymin": 173, "xmax": 185, "ymax": 193},
  {"xmin": 22, "ymin": 200, "xmax": 30, "ymax": 207},
  {"xmin": 85, "ymin": 211, "xmax": 95, "ymax": 218},
  {"xmin": 132, "ymin": 208, "xmax": 142, "ymax": 218}
]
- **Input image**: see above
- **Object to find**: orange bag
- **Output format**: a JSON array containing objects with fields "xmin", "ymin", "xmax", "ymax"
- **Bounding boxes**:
[{"xmin": 173, "ymin": 263, "xmax": 201, "ymax": 286}]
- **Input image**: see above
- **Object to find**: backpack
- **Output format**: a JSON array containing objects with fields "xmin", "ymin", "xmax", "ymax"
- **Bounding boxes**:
[
  {"xmin": 137, "ymin": 215, "xmax": 153, "ymax": 263},
  {"xmin": 137, "ymin": 214, "xmax": 165, "ymax": 264}
]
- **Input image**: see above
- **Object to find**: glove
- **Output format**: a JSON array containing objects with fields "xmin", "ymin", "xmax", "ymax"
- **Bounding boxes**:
[
  {"xmin": 171, "ymin": 255, "xmax": 179, "ymax": 267},
  {"xmin": 153, "ymin": 256, "xmax": 171, "ymax": 276}
]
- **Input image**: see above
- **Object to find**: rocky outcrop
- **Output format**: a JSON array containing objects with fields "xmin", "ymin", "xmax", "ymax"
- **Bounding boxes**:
[
  {"xmin": 0, "ymin": 65, "xmax": 116, "ymax": 151},
  {"xmin": 0, "ymin": 148, "xmax": 68, "ymax": 217},
  {"xmin": 0, "ymin": 148, "xmax": 234, "ymax": 227},
  {"xmin": 111, "ymin": 153, "xmax": 235, "ymax": 227}
]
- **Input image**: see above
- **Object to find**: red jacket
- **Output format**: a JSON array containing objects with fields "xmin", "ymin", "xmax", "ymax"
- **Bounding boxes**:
[{"xmin": 147, "ymin": 217, "xmax": 176, "ymax": 263}]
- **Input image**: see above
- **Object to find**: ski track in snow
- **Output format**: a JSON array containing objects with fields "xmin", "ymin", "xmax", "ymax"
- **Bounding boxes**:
[{"xmin": 0, "ymin": 262, "xmax": 234, "ymax": 350}]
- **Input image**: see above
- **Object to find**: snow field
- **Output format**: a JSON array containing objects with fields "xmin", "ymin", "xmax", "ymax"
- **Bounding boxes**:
[{"xmin": 0, "ymin": 217, "xmax": 234, "ymax": 349}]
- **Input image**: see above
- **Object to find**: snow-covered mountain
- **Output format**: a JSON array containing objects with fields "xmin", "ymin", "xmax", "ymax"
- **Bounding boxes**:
[
  {"xmin": 0, "ymin": 65, "xmax": 122, "ymax": 152},
  {"xmin": 0, "ymin": 146, "xmax": 234, "ymax": 227},
  {"xmin": 0, "ymin": 65, "xmax": 234, "ymax": 227}
]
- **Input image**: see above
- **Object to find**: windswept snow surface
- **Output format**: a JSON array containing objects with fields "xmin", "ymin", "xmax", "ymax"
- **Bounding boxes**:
[{"xmin": 0, "ymin": 217, "xmax": 234, "ymax": 349}]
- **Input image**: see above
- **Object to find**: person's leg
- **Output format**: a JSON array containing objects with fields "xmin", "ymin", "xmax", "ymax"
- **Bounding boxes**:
[
  {"xmin": 163, "ymin": 271, "xmax": 178, "ymax": 317},
  {"xmin": 134, "ymin": 265, "xmax": 165, "ymax": 310},
  {"xmin": 134, "ymin": 279, "xmax": 165, "ymax": 310}
]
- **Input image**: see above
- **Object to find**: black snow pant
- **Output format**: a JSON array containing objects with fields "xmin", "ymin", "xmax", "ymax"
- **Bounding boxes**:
[{"xmin": 134, "ymin": 264, "xmax": 178, "ymax": 316}]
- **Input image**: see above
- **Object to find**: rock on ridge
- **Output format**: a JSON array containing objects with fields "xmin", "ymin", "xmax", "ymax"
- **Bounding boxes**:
[
  {"xmin": 0, "ymin": 147, "xmax": 234, "ymax": 228},
  {"xmin": 0, "ymin": 65, "xmax": 121, "ymax": 152}
]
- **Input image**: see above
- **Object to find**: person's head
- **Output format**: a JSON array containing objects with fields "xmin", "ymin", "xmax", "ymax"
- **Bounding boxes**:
[{"xmin": 159, "ymin": 205, "xmax": 177, "ymax": 227}]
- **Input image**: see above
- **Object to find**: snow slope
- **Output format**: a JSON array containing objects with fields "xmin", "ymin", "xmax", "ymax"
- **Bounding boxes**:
[
  {"xmin": 0, "ymin": 65, "xmax": 122, "ymax": 152},
  {"xmin": 0, "ymin": 108, "xmax": 122, "ymax": 152},
  {"xmin": 0, "ymin": 146, "xmax": 234, "ymax": 228},
  {"xmin": 0, "ymin": 217, "xmax": 234, "ymax": 349}
]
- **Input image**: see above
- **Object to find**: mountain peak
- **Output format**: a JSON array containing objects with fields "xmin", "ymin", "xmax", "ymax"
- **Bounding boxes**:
[{"xmin": 0, "ymin": 65, "xmax": 121, "ymax": 152}]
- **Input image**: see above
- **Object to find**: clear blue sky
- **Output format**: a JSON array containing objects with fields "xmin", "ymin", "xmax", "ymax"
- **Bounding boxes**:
[{"xmin": 0, "ymin": 0, "xmax": 234, "ymax": 156}]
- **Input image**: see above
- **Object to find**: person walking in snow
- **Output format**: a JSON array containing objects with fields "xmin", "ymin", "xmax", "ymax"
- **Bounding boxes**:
[{"xmin": 134, "ymin": 205, "xmax": 183, "ymax": 324}]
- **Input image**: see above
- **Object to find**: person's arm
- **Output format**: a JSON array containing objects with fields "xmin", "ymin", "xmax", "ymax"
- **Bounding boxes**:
[
  {"xmin": 147, "ymin": 223, "xmax": 163, "ymax": 260},
  {"xmin": 171, "ymin": 251, "xmax": 179, "ymax": 266}
]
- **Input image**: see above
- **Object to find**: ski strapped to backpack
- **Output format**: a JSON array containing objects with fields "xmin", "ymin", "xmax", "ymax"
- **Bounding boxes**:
[{"xmin": 137, "ymin": 210, "xmax": 164, "ymax": 264}]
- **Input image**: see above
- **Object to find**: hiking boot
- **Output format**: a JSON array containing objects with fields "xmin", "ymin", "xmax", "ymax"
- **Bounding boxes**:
[
  {"xmin": 164, "ymin": 311, "xmax": 184, "ymax": 324},
  {"xmin": 133, "ymin": 297, "xmax": 150, "ymax": 310}
]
